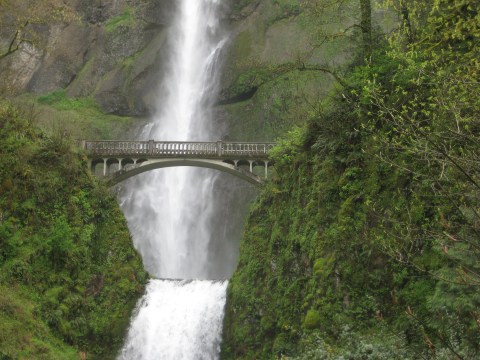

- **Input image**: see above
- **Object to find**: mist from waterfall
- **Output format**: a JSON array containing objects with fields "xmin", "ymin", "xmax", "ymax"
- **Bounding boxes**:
[{"xmin": 117, "ymin": 1, "xmax": 241, "ymax": 358}]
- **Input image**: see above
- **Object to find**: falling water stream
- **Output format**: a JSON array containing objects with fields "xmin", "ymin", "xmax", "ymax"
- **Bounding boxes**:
[{"xmin": 117, "ymin": 1, "xmax": 236, "ymax": 358}]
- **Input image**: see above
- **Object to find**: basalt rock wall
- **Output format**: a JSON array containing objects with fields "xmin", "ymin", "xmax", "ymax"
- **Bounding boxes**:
[
  {"xmin": 0, "ymin": 0, "xmax": 392, "ymax": 131},
  {"xmin": 0, "ymin": 0, "xmax": 177, "ymax": 117}
]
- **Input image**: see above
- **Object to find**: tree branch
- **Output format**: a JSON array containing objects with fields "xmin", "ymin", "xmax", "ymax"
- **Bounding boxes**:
[
  {"xmin": 0, "ymin": 20, "xmax": 29, "ymax": 60},
  {"xmin": 298, "ymin": 63, "xmax": 349, "ymax": 88}
]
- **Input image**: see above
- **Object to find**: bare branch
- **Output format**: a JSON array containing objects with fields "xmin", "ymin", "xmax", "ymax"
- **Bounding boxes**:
[
  {"xmin": 298, "ymin": 63, "xmax": 349, "ymax": 88},
  {"xmin": 0, "ymin": 20, "xmax": 30, "ymax": 60}
]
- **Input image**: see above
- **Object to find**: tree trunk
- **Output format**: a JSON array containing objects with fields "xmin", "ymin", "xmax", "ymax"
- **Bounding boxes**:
[
  {"xmin": 360, "ymin": 0, "xmax": 372, "ymax": 61},
  {"xmin": 401, "ymin": 1, "xmax": 413, "ymax": 43}
]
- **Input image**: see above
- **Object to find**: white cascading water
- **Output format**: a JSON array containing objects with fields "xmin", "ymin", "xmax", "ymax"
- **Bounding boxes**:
[
  {"xmin": 118, "ymin": 1, "xmax": 234, "ymax": 358},
  {"xmin": 118, "ymin": 280, "xmax": 228, "ymax": 359}
]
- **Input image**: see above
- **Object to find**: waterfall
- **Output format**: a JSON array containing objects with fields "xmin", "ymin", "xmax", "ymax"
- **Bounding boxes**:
[
  {"xmin": 118, "ymin": 280, "xmax": 228, "ymax": 359},
  {"xmin": 118, "ymin": 1, "xmax": 235, "ymax": 358}
]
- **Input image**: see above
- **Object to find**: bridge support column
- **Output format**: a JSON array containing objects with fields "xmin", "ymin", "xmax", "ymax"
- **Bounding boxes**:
[
  {"xmin": 119, "ymin": 158, "xmax": 123, "ymax": 171},
  {"xmin": 249, "ymin": 160, "xmax": 253, "ymax": 173},
  {"xmin": 103, "ymin": 158, "xmax": 107, "ymax": 176},
  {"xmin": 264, "ymin": 160, "xmax": 269, "ymax": 178}
]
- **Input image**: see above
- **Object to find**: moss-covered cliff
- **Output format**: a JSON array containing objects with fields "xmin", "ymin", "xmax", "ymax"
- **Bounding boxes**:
[
  {"xmin": 222, "ymin": 1, "xmax": 480, "ymax": 358},
  {"xmin": 2, "ymin": 0, "xmax": 478, "ymax": 358},
  {"xmin": 0, "ymin": 102, "xmax": 147, "ymax": 359},
  {"xmin": 217, "ymin": 0, "xmax": 394, "ymax": 141}
]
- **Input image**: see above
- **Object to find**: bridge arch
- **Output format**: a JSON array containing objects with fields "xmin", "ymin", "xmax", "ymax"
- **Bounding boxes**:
[{"xmin": 99, "ymin": 158, "xmax": 267, "ymax": 185}]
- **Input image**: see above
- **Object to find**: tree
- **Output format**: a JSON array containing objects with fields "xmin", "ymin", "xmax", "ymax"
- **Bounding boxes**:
[
  {"xmin": 359, "ymin": 0, "xmax": 372, "ymax": 60},
  {"xmin": 358, "ymin": 0, "xmax": 480, "ymax": 355}
]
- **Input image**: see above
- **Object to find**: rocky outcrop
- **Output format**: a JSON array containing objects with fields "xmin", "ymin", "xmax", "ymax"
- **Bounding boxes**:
[
  {"xmin": 0, "ymin": 0, "xmax": 177, "ymax": 116},
  {"xmin": 26, "ymin": 23, "xmax": 91, "ymax": 94}
]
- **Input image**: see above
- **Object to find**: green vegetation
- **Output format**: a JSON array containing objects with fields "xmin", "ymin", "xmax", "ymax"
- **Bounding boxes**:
[
  {"xmin": 223, "ymin": 0, "xmax": 365, "ymax": 142},
  {"xmin": 38, "ymin": 90, "xmax": 98, "ymax": 110},
  {"xmin": 225, "ymin": 68, "xmax": 333, "ymax": 141},
  {"xmin": 105, "ymin": 7, "xmax": 135, "ymax": 33},
  {"xmin": 272, "ymin": 0, "xmax": 301, "ymax": 18},
  {"xmin": 222, "ymin": 0, "xmax": 480, "ymax": 358},
  {"xmin": 0, "ymin": 0, "xmax": 79, "ymax": 60},
  {"xmin": 0, "ymin": 102, "xmax": 147, "ymax": 359},
  {"xmin": 231, "ymin": 0, "xmax": 259, "ymax": 15},
  {"xmin": 10, "ymin": 92, "xmax": 140, "ymax": 140}
]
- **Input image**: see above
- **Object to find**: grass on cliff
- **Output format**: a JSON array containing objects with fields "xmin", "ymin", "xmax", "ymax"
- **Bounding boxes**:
[
  {"xmin": 0, "ymin": 101, "xmax": 147, "ymax": 359},
  {"xmin": 0, "ymin": 286, "xmax": 78, "ymax": 360},
  {"xmin": 12, "ymin": 91, "xmax": 140, "ymax": 140},
  {"xmin": 105, "ymin": 7, "xmax": 135, "ymax": 33}
]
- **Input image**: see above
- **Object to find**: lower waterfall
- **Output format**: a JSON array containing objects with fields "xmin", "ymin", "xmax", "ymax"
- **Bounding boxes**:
[{"xmin": 118, "ymin": 280, "xmax": 228, "ymax": 359}]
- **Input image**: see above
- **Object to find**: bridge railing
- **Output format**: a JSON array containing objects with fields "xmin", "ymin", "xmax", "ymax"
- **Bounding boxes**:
[{"xmin": 84, "ymin": 140, "xmax": 276, "ymax": 159}]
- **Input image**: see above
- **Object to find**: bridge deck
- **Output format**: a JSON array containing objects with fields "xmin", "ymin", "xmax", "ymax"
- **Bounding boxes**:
[{"xmin": 84, "ymin": 140, "xmax": 275, "ymax": 159}]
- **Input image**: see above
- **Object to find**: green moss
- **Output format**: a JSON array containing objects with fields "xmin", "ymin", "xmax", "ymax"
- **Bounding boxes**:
[
  {"xmin": 122, "ymin": 53, "xmax": 137, "ymax": 69},
  {"xmin": 38, "ymin": 90, "xmax": 98, "ymax": 111},
  {"xmin": 224, "ymin": 68, "xmax": 333, "ymax": 140},
  {"xmin": 272, "ymin": 0, "xmax": 301, "ymax": 17},
  {"xmin": 234, "ymin": 30, "xmax": 253, "ymax": 59},
  {"xmin": 231, "ymin": 0, "xmax": 258, "ymax": 14},
  {"xmin": 120, "ymin": 49, "xmax": 145, "ymax": 91},
  {"xmin": 303, "ymin": 310, "xmax": 321, "ymax": 330},
  {"xmin": 0, "ymin": 286, "xmax": 78, "ymax": 360},
  {"xmin": 222, "ymin": 2, "xmax": 480, "ymax": 358},
  {"xmin": 312, "ymin": 257, "xmax": 334, "ymax": 279},
  {"xmin": 67, "ymin": 56, "xmax": 96, "ymax": 93},
  {"xmin": 272, "ymin": 333, "xmax": 294, "ymax": 355},
  {"xmin": 105, "ymin": 7, "xmax": 135, "ymax": 33}
]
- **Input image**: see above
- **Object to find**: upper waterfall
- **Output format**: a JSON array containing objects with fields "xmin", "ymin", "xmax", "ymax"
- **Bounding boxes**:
[{"xmin": 119, "ymin": 0, "xmax": 229, "ymax": 280}]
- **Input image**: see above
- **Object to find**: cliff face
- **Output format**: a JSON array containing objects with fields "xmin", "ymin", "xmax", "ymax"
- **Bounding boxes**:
[
  {"xmin": 0, "ymin": 0, "xmax": 178, "ymax": 117},
  {"xmin": 0, "ymin": 0, "xmax": 390, "ymax": 139},
  {"xmin": 0, "ymin": 1, "xmax": 407, "ymax": 358},
  {"xmin": 221, "ymin": 0, "xmax": 480, "ymax": 359},
  {"xmin": 0, "ymin": 2, "xmax": 157, "ymax": 358},
  {"xmin": 216, "ymin": 0, "xmax": 392, "ymax": 140}
]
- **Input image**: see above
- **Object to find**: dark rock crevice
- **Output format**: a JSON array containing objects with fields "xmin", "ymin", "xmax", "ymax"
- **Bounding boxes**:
[{"xmin": 216, "ymin": 86, "xmax": 258, "ymax": 105}]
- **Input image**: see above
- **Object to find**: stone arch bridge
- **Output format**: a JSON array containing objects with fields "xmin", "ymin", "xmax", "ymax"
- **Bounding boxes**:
[{"xmin": 82, "ymin": 140, "xmax": 276, "ymax": 185}]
